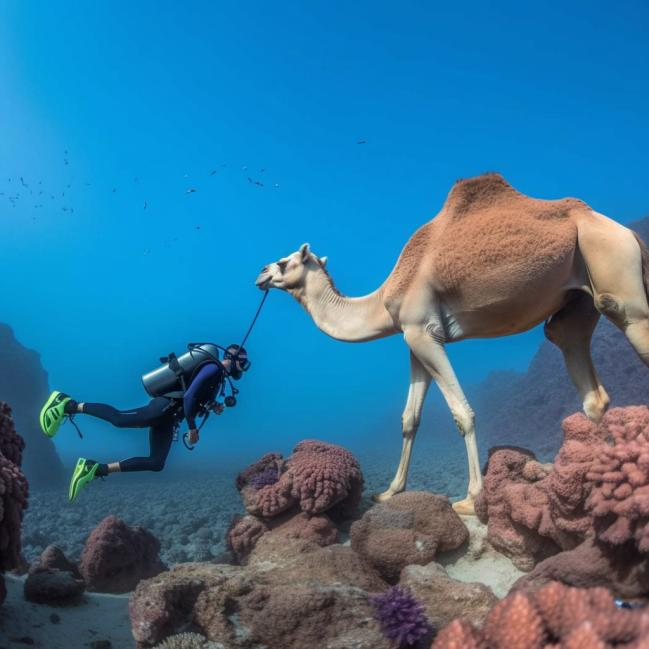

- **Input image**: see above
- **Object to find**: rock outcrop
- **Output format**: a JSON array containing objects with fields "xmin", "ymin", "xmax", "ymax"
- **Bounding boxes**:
[
  {"xmin": 130, "ymin": 535, "xmax": 390, "ymax": 649},
  {"xmin": 350, "ymin": 491, "xmax": 469, "ymax": 582},
  {"xmin": 0, "ymin": 324, "xmax": 65, "ymax": 487},
  {"xmin": 80, "ymin": 515, "xmax": 166, "ymax": 593}
]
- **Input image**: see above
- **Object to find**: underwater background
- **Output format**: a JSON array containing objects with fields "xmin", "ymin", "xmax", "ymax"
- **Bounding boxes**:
[{"xmin": 1, "ymin": 5, "xmax": 649, "ymax": 642}]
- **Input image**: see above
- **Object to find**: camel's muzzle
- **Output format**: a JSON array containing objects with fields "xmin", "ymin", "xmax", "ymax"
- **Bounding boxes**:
[{"xmin": 255, "ymin": 270, "xmax": 272, "ymax": 289}]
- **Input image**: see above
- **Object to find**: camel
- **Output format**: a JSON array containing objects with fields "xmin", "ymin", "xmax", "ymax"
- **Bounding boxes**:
[{"xmin": 255, "ymin": 172, "xmax": 649, "ymax": 515}]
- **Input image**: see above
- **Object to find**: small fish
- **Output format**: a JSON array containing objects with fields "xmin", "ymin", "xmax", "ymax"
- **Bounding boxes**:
[
  {"xmin": 186, "ymin": 188, "xmax": 197, "ymax": 194},
  {"xmin": 195, "ymin": 225, "xmax": 201, "ymax": 230},
  {"xmin": 64, "ymin": 158, "xmax": 69, "ymax": 165},
  {"xmin": 242, "ymin": 165, "xmax": 248, "ymax": 171},
  {"xmin": 144, "ymin": 201, "xmax": 148, "ymax": 210},
  {"xmin": 112, "ymin": 188, "xmax": 117, "ymax": 193},
  {"xmin": 210, "ymin": 170, "xmax": 217, "ymax": 176},
  {"xmin": 357, "ymin": 139, "xmax": 366, "ymax": 144},
  {"xmin": 20, "ymin": 176, "xmax": 27, "ymax": 187}
]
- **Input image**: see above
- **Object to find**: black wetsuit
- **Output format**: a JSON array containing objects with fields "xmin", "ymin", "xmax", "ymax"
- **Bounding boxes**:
[{"xmin": 79, "ymin": 362, "xmax": 224, "ymax": 472}]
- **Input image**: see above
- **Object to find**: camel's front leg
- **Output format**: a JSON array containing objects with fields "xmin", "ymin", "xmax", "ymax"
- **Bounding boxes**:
[
  {"xmin": 372, "ymin": 351, "xmax": 431, "ymax": 503},
  {"xmin": 404, "ymin": 326, "xmax": 481, "ymax": 515}
]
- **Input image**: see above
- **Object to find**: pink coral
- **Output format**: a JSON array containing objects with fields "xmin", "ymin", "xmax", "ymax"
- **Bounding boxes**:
[
  {"xmin": 431, "ymin": 581, "xmax": 649, "ymax": 649},
  {"xmin": 0, "ymin": 403, "xmax": 28, "ymax": 606},
  {"xmin": 585, "ymin": 406, "xmax": 649, "ymax": 552},
  {"xmin": 227, "ymin": 515, "xmax": 269, "ymax": 562},
  {"xmin": 477, "ymin": 411, "xmax": 613, "ymax": 569},
  {"xmin": 238, "ymin": 440, "xmax": 363, "ymax": 519}
]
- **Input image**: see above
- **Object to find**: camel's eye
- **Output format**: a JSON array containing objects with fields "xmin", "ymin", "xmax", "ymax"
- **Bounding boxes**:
[{"xmin": 277, "ymin": 260, "xmax": 288, "ymax": 273}]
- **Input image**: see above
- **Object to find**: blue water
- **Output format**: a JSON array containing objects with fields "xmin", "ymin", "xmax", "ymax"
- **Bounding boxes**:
[{"xmin": 1, "ymin": 1, "xmax": 647, "ymax": 489}]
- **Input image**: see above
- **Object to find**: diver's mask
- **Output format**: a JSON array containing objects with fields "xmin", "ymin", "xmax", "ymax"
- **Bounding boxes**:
[{"xmin": 224, "ymin": 345, "xmax": 250, "ymax": 380}]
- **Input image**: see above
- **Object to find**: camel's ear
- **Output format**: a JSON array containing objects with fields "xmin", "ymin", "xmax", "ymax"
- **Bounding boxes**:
[
  {"xmin": 299, "ymin": 243, "xmax": 311, "ymax": 262},
  {"xmin": 318, "ymin": 256, "xmax": 328, "ymax": 268}
]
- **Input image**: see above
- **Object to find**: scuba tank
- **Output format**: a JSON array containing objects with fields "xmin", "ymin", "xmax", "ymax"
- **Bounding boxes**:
[{"xmin": 141, "ymin": 343, "xmax": 220, "ymax": 399}]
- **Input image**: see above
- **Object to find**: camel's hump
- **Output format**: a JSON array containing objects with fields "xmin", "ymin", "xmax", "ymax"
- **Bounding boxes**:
[{"xmin": 443, "ymin": 172, "xmax": 586, "ymax": 218}]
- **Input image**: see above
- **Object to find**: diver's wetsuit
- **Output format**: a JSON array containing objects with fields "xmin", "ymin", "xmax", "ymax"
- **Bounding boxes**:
[{"xmin": 80, "ymin": 362, "xmax": 224, "ymax": 472}]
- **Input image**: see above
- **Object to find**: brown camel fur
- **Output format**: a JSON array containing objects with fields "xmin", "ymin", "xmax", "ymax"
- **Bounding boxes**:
[{"xmin": 256, "ymin": 172, "xmax": 649, "ymax": 515}]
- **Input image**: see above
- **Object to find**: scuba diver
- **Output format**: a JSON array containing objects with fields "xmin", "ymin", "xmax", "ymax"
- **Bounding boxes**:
[{"xmin": 38, "ymin": 343, "xmax": 250, "ymax": 502}]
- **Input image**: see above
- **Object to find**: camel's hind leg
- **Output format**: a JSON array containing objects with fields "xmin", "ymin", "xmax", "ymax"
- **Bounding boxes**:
[
  {"xmin": 404, "ymin": 326, "xmax": 481, "ymax": 515},
  {"xmin": 373, "ymin": 351, "xmax": 431, "ymax": 503},
  {"xmin": 578, "ymin": 215, "xmax": 649, "ymax": 370},
  {"xmin": 544, "ymin": 291, "xmax": 609, "ymax": 421}
]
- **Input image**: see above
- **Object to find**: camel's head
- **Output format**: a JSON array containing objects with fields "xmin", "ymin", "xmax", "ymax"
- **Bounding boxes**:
[{"xmin": 255, "ymin": 243, "xmax": 328, "ymax": 292}]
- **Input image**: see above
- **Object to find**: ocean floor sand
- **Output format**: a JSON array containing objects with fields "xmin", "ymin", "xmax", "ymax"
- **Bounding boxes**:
[{"xmin": 0, "ymin": 574, "xmax": 132, "ymax": 649}]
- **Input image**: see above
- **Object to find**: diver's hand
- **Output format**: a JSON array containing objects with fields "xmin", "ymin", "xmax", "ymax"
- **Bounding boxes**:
[
  {"xmin": 211, "ymin": 402, "xmax": 225, "ymax": 415},
  {"xmin": 188, "ymin": 429, "xmax": 199, "ymax": 445}
]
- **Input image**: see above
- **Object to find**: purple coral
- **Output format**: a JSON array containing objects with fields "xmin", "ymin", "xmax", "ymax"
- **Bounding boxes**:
[
  {"xmin": 249, "ymin": 465, "xmax": 280, "ymax": 490},
  {"xmin": 370, "ymin": 586, "xmax": 433, "ymax": 648},
  {"xmin": 238, "ymin": 440, "xmax": 364, "ymax": 519}
]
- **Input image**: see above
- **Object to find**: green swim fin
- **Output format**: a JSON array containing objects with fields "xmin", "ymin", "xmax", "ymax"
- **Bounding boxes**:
[
  {"xmin": 40, "ymin": 390, "xmax": 71, "ymax": 438},
  {"xmin": 69, "ymin": 457, "xmax": 100, "ymax": 502}
]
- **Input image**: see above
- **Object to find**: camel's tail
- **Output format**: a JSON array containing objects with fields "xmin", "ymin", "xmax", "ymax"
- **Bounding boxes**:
[{"xmin": 631, "ymin": 230, "xmax": 649, "ymax": 305}]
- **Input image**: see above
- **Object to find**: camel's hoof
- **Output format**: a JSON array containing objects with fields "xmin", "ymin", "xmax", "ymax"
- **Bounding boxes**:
[
  {"xmin": 452, "ymin": 498, "xmax": 476, "ymax": 516},
  {"xmin": 372, "ymin": 490, "xmax": 396, "ymax": 503}
]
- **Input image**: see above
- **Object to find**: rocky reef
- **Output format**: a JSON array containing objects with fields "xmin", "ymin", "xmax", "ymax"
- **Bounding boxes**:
[
  {"xmin": 432, "ymin": 581, "xmax": 649, "ymax": 648},
  {"xmin": 477, "ymin": 406, "xmax": 649, "ymax": 598},
  {"xmin": 0, "ymin": 324, "xmax": 65, "ymax": 487},
  {"xmin": 129, "ymin": 440, "xmax": 497, "ymax": 648},
  {"xmin": 0, "ymin": 402, "xmax": 29, "ymax": 606}
]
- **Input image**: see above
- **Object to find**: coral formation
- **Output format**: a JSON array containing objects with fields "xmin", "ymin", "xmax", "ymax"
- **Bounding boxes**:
[
  {"xmin": 227, "ymin": 514, "xmax": 269, "ymax": 562},
  {"xmin": 153, "ymin": 632, "xmax": 222, "ymax": 648},
  {"xmin": 238, "ymin": 440, "xmax": 363, "ymax": 519},
  {"xmin": 478, "ymin": 407, "xmax": 649, "ymax": 594},
  {"xmin": 0, "ymin": 402, "xmax": 28, "ymax": 606},
  {"xmin": 585, "ymin": 406, "xmax": 649, "ymax": 552},
  {"xmin": 350, "ymin": 491, "xmax": 468, "ymax": 582},
  {"xmin": 228, "ymin": 441, "xmax": 361, "ymax": 560},
  {"xmin": 227, "ymin": 511, "xmax": 338, "ymax": 563},
  {"xmin": 80, "ymin": 515, "xmax": 166, "ymax": 593},
  {"xmin": 236, "ymin": 452, "xmax": 283, "ymax": 490},
  {"xmin": 370, "ymin": 586, "xmax": 434, "ymax": 648},
  {"xmin": 431, "ymin": 581, "xmax": 649, "ymax": 648},
  {"xmin": 248, "ymin": 465, "xmax": 280, "ymax": 490},
  {"xmin": 476, "ymin": 411, "xmax": 604, "ymax": 570}
]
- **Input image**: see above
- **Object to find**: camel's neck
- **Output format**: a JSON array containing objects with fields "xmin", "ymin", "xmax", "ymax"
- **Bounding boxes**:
[{"xmin": 289, "ymin": 271, "xmax": 397, "ymax": 342}]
